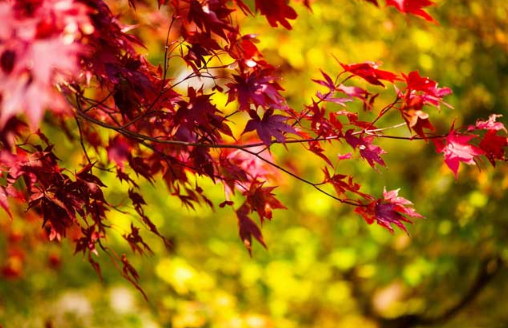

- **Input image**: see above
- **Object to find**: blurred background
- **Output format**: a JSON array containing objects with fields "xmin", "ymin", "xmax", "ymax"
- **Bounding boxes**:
[{"xmin": 1, "ymin": 0, "xmax": 508, "ymax": 327}]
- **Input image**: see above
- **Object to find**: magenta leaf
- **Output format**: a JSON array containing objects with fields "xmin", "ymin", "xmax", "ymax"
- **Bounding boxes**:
[{"xmin": 434, "ymin": 130, "xmax": 484, "ymax": 179}]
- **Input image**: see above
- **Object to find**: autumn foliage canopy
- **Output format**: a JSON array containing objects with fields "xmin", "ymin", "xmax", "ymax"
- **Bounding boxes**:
[{"xmin": 0, "ymin": 0, "xmax": 507, "ymax": 289}]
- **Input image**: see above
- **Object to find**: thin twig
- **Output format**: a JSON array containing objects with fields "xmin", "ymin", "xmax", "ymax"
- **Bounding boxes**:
[{"xmin": 239, "ymin": 148, "xmax": 365, "ymax": 207}]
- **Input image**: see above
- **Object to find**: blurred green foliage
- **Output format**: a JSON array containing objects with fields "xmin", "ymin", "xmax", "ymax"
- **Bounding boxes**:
[{"xmin": 1, "ymin": 0, "xmax": 508, "ymax": 327}]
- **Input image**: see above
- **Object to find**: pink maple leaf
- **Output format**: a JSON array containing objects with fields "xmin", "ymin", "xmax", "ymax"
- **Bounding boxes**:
[
  {"xmin": 0, "ymin": 0, "xmax": 92, "ymax": 128},
  {"xmin": 433, "ymin": 131, "xmax": 484, "ymax": 179},
  {"xmin": 472, "ymin": 114, "xmax": 507, "ymax": 132}
]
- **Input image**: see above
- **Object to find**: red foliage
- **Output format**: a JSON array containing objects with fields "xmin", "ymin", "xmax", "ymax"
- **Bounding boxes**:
[{"xmin": 0, "ymin": 0, "xmax": 507, "ymax": 291}]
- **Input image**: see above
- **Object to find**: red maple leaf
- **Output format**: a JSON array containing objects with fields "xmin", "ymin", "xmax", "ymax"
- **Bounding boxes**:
[
  {"xmin": 386, "ymin": 0, "xmax": 437, "ymax": 23},
  {"xmin": 255, "ymin": 0, "xmax": 298, "ymax": 30},
  {"xmin": 322, "ymin": 168, "xmax": 373, "ymax": 200},
  {"xmin": 244, "ymin": 181, "xmax": 287, "ymax": 223},
  {"xmin": 355, "ymin": 188, "xmax": 424, "ymax": 234},
  {"xmin": 399, "ymin": 105, "xmax": 435, "ymax": 139},
  {"xmin": 243, "ymin": 108, "xmax": 298, "ymax": 146},
  {"xmin": 468, "ymin": 115, "xmax": 508, "ymax": 166},
  {"xmin": 226, "ymin": 68, "xmax": 287, "ymax": 111},
  {"xmin": 236, "ymin": 203, "xmax": 267, "ymax": 255},
  {"xmin": 340, "ymin": 62, "xmax": 401, "ymax": 87},
  {"xmin": 479, "ymin": 130, "xmax": 507, "ymax": 166},
  {"xmin": 398, "ymin": 71, "xmax": 452, "ymax": 138},
  {"xmin": 403, "ymin": 71, "xmax": 452, "ymax": 103},
  {"xmin": 433, "ymin": 131, "xmax": 484, "ymax": 179},
  {"xmin": 227, "ymin": 32, "xmax": 260, "ymax": 62}
]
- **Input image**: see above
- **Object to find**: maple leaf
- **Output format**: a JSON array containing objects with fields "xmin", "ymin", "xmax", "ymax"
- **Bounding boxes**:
[
  {"xmin": 433, "ymin": 131, "xmax": 484, "ymax": 179},
  {"xmin": 255, "ymin": 0, "xmax": 298, "ymax": 30},
  {"xmin": 472, "ymin": 114, "xmax": 507, "ymax": 132},
  {"xmin": 400, "ymin": 106, "xmax": 435, "ymax": 139},
  {"xmin": 312, "ymin": 70, "xmax": 336, "ymax": 91},
  {"xmin": 345, "ymin": 131, "xmax": 387, "ymax": 168},
  {"xmin": 307, "ymin": 140, "xmax": 333, "ymax": 165},
  {"xmin": 340, "ymin": 62, "xmax": 401, "ymax": 87},
  {"xmin": 243, "ymin": 108, "xmax": 298, "ymax": 146},
  {"xmin": 107, "ymin": 136, "xmax": 131, "ymax": 168},
  {"xmin": 226, "ymin": 68, "xmax": 287, "ymax": 111},
  {"xmin": 237, "ymin": 203, "xmax": 267, "ymax": 255},
  {"xmin": 185, "ymin": 0, "xmax": 235, "ymax": 40},
  {"xmin": 468, "ymin": 115, "xmax": 508, "ymax": 165},
  {"xmin": 386, "ymin": 0, "xmax": 437, "ymax": 23},
  {"xmin": 467, "ymin": 114, "xmax": 508, "ymax": 166},
  {"xmin": 398, "ymin": 71, "xmax": 452, "ymax": 138},
  {"xmin": 402, "ymin": 71, "xmax": 452, "ymax": 104},
  {"xmin": 124, "ymin": 223, "xmax": 153, "ymax": 255},
  {"xmin": 0, "ymin": 0, "xmax": 92, "ymax": 128},
  {"xmin": 225, "ymin": 146, "xmax": 279, "ymax": 182},
  {"xmin": 244, "ymin": 181, "xmax": 287, "ymax": 223},
  {"xmin": 183, "ymin": 32, "xmax": 222, "ymax": 72},
  {"xmin": 479, "ymin": 130, "xmax": 507, "ymax": 166},
  {"xmin": 355, "ymin": 188, "xmax": 424, "ymax": 234},
  {"xmin": 322, "ymin": 167, "xmax": 373, "ymax": 200},
  {"xmin": 337, "ymin": 84, "xmax": 369, "ymax": 100},
  {"xmin": 74, "ymin": 164, "xmax": 107, "ymax": 202},
  {"xmin": 227, "ymin": 32, "xmax": 260, "ymax": 62}
]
